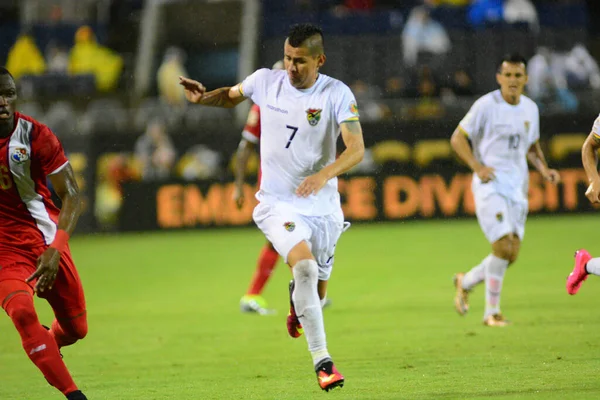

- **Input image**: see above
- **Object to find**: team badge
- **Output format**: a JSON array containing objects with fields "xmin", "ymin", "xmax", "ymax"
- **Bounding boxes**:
[
  {"xmin": 283, "ymin": 221, "xmax": 296, "ymax": 232},
  {"xmin": 306, "ymin": 108, "xmax": 322, "ymax": 126},
  {"xmin": 524, "ymin": 121, "xmax": 530, "ymax": 134},
  {"xmin": 11, "ymin": 148, "xmax": 29, "ymax": 164},
  {"xmin": 350, "ymin": 101, "xmax": 359, "ymax": 116},
  {"xmin": 496, "ymin": 212, "xmax": 503, "ymax": 222}
]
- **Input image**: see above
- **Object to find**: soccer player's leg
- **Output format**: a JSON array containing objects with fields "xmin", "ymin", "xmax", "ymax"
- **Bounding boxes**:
[
  {"xmin": 0, "ymin": 264, "xmax": 86, "ymax": 399},
  {"xmin": 567, "ymin": 249, "xmax": 592, "ymax": 295},
  {"xmin": 474, "ymin": 195, "xmax": 520, "ymax": 326},
  {"xmin": 240, "ymin": 241, "xmax": 279, "ymax": 315},
  {"xmin": 40, "ymin": 249, "xmax": 88, "ymax": 349}
]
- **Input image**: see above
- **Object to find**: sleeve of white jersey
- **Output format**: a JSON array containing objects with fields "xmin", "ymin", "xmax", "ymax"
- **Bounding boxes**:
[
  {"xmin": 334, "ymin": 83, "xmax": 360, "ymax": 125},
  {"xmin": 240, "ymin": 68, "xmax": 269, "ymax": 107},
  {"xmin": 529, "ymin": 103, "xmax": 541, "ymax": 144},
  {"xmin": 593, "ymin": 115, "xmax": 600, "ymax": 139},
  {"xmin": 458, "ymin": 97, "xmax": 486, "ymax": 139}
]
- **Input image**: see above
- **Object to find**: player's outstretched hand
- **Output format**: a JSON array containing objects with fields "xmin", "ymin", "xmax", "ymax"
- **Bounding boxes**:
[
  {"xmin": 296, "ymin": 172, "xmax": 328, "ymax": 198},
  {"xmin": 475, "ymin": 165, "xmax": 495, "ymax": 183},
  {"xmin": 544, "ymin": 169, "xmax": 561, "ymax": 184},
  {"xmin": 233, "ymin": 184, "xmax": 245, "ymax": 209},
  {"xmin": 179, "ymin": 76, "xmax": 206, "ymax": 103},
  {"xmin": 585, "ymin": 179, "xmax": 600, "ymax": 204},
  {"xmin": 26, "ymin": 248, "xmax": 61, "ymax": 293}
]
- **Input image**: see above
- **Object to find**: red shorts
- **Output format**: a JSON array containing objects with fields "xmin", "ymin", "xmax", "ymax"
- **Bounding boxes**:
[{"xmin": 0, "ymin": 245, "xmax": 86, "ymax": 319}]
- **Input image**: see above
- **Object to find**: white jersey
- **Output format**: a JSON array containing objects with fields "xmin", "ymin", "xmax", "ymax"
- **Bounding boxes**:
[
  {"xmin": 241, "ymin": 69, "xmax": 359, "ymax": 216},
  {"xmin": 459, "ymin": 90, "xmax": 540, "ymax": 203},
  {"xmin": 592, "ymin": 114, "xmax": 600, "ymax": 139}
]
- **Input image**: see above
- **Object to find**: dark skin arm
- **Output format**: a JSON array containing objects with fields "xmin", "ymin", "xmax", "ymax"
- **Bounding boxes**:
[
  {"xmin": 233, "ymin": 138, "xmax": 256, "ymax": 209},
  {"xmin": 26, "ymin": 164, "xmax": 83, "ymax": 293}
]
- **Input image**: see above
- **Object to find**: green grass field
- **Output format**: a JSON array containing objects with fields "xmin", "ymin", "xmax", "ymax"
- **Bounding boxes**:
[{"xmin": 1, "ymin": 215, "xmax": 600, "ymax": 400}]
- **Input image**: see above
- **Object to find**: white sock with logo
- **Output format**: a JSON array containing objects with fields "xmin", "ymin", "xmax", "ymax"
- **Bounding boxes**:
[
  {"xmin": 484, "ymin": 254, "xmax": 509, "ymax": 319},
  {"xmin": 462, "ymin": 255, "xmax": 492, "ymax": 291},
  {"xmin": 292, "ymin": 259, "xmax": 330, "ymax": 367}
]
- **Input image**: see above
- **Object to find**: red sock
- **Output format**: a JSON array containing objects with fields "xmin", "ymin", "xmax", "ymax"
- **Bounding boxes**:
[
  {"xmin": 247, "ymin": 244, "xmax": 279, "ymax": 295},
  {"xmin": 4, "ymin": 293, "xmax": 78, "ymax": 395},
  {"xmin": 50, "ymin": 313, "xmax": 88, "ymax": 349}
]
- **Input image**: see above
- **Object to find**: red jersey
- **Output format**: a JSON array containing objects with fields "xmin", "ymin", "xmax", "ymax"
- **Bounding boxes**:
[
  {"xmin": 241, "ymin": 104, "xmax": 261, "ymax": 144},
  {"xmin": 0, "ymin": 112, "xmax": 69, "ymax": 250}
]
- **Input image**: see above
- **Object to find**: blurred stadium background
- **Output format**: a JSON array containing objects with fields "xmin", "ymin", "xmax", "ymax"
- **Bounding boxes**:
[{"xmin": 2, "ymin": 0, "xmax": 600, "ymax": 399}]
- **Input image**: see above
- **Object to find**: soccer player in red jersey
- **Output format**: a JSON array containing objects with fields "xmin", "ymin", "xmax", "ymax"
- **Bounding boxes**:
[
  {"xmin": 233, "ymin": 102, "xmax": 280, "ymax": 315},
  {"xmin": 0, "ymin": 67, "xmax": 88, "ymax": 400}
]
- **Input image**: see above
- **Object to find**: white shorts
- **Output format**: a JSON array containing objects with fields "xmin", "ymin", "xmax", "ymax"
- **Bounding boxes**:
[
  {"xmin": 252, "ymin": 202, "xmax": 345, "ymax": 281},
  {"xmin": 475, "ymin": 194, "xmax": 527, "ymax": 243}
]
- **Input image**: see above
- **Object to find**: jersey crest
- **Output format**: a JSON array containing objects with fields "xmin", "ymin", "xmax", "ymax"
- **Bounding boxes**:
[
  {"xmin": 11, "ymin": 147, "xmax": 29, "ymax": 164},
  {"xmin": 306, "ymin": 108, "xmax": 322, "ymax": 126}
]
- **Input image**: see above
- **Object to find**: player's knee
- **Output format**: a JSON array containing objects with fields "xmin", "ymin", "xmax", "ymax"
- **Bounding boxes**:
[
  {"xmin": 292, "ymin": 259, "xmax": 318, "ymax": 283},
  {"xmin": 4, "ymin": 294, "xmax": 37, "ymax": 329},
  {"xmin": 63, "ymin": 315, "xmax": 88, "ymax": 340}
]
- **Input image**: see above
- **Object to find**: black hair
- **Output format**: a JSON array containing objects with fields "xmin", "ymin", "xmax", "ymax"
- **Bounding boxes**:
[
  {"xmin": 0, "ymin": 67, "xmax": 14, "ymax": 82},
  {"xmin": 497, "ymin": 53, "xmax": 528, "ymax": 73},
  {"xmin": 287, "ymin": 23, "xmax": 324, "ymax": 49}
]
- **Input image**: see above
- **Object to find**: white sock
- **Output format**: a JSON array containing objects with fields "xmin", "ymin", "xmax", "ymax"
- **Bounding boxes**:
[
  {"xmin": 292, "ymin": 259, "xmax": 330, "ymax": 366},
  {"xmin": 484, "ymin": 254, "xmax": 509, "ymax": 319},
  {"xmin": 586, "ymin": 258, "xmax": 600, "ymax": 276},
  {"xmin": 462, "ymin": 255, "xmax": 491, "ymax": 290},
  {"xmin": 320, "ymin": 296, "xmax": 327, "ymax": 309}
]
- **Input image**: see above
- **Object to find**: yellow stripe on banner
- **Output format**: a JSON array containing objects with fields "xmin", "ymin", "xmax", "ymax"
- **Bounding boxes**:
[{"xmin": 341, "ymin": 117, "xmax": 359, "ymax": 123}]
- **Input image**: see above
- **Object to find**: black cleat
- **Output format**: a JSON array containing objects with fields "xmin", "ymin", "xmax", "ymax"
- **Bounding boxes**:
[{"xmin": 66, "ymin": 390, "xmax": 87, "ymax": 400}]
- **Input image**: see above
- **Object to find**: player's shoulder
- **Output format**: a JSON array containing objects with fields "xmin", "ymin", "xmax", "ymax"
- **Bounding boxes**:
[
  {"xmin": 319, "ymin": 74, "xmax": 351, "ymax": 93},
  {"xmin": 254, "ymin": 68, "xmax": 286, "ymax": 83},
  {"xmin": 473, "ymin": 91, "xmax": 499, "ymax": 107},
  {"xmin": 519, "ymin": 94, "xmax": 539, "ymax": 113},
  {"xmin": 15, "ymin": 112, "xmax": 52, "ymax": 135}
]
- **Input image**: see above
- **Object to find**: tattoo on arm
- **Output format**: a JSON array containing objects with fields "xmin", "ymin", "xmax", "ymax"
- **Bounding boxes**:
[
  {"xmin": 201, "ymin": 87, "xmax": 233, "ymax": 107},
  {"xmin": 342, "ymin": 120, "xmax": 362, "ymax": 135}
]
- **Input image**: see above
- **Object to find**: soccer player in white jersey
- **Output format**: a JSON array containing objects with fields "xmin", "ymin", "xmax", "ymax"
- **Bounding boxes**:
[
  {"xmin": 450, "ymin": 54, "xmax": 561, "ymax": 327},
  {"xmin": 566, "ymin": 114, "xmax": 600, "ymax": 294},
  {"xmin": 179, "ymin": 23, "xmax": 364, "ymax": 391}
]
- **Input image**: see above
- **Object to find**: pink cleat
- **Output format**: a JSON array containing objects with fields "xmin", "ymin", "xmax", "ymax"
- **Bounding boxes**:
[{"xmin": 566, "ymin": 249, "xmax": 592, "ymax": 295}]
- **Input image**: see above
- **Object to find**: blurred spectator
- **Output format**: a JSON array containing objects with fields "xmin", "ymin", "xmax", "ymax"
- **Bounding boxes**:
[
  {"xmin": 176, "ymin": 145, "xmax": 223, "ymax": 181},
  {"xmin": 467, "ymin": 0, "xmax": 504, "ymax": 29},
  {"xmin": 6, "ymin": 30, "xmax": 46, "ymax": 81},
  {"xmin": 68, "ymin": 25, "xmax": 124, "ymax": 92},
  {"xmin": 157, "ymin": 47, "xmax": 189, "ymax": 108},
  {"xmin": 95, "ymin": 153, "xmax": 138, "ymax": 230},
  {"xmin": 384, "ymin": 76, "xmax": 407, "ymax": 98},
  {"xmin": 349, "ymin": 79, "xmax": 390, "ymax": 121},
  {"xmin": 503, "ymin": 0, "xmax": 539, "ymax": 32},
  {"xmin": 134, "ymin": 119, "xmax": 177, "ymax": 181},
  {"xmin": 527, "ymin": 47, "xmax": 579, "ymax": 112},
  {"xmin": 402, "ymin": 6, "xmax": 451, "ymax": 69},
  {"xmin": 410, "ymin": 65, "xmax": 444, "ymax": 119},
  {"xmin": 450, "ymin": 68, "xmax": 475, "ymax": 96},
  {"xmin": 45, "ymin": 41, "xmax": 69, "ymax": 74},
  {"xmin": 563, "ymin": 44, "xmax": 600, "ymax": 91}
]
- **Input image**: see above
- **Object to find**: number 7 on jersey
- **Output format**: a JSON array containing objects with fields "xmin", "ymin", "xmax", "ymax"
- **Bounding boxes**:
[{"xmin": 285, "ymin": 125, "xmax": 299, "ymax": 149}]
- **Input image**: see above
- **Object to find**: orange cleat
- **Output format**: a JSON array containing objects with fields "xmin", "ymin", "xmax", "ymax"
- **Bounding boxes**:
[
  {"xmin": 315, "ymin": 359, "xmax": 344, "ymax": 392},
  {"xmin": 287, "ymin": 280, "xmax": 303, "ymax": 338}
]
